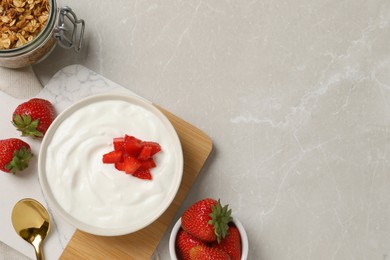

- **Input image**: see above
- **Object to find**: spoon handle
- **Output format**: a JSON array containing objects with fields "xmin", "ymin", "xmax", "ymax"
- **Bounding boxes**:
[{"xmin": 33, "ymin": 241, "xmax": 45, "ymax": 260}]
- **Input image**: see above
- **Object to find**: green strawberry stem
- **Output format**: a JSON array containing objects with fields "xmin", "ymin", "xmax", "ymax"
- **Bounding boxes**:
[
  {"xmin": 5, "ymin": 146, "xmax": 33, "ymax": 174},
  {"xmin": 208, "ymin": 199, "xmax": 232, "ymax": 243},
  {"xmin": 12, "ymin": 114, "xmax": 43, "ymax": 138}
]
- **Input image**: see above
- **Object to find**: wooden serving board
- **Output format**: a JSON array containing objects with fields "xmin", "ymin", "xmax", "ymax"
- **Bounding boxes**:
[{"xmin": 59, "ymin": 101, "xmax": 212, "ymax": 257}]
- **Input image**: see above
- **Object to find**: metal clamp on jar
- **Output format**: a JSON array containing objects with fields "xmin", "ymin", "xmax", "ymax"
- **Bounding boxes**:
[{"xmin": 0, "ymin": 0, "xmax": 85, "ymax": 68}]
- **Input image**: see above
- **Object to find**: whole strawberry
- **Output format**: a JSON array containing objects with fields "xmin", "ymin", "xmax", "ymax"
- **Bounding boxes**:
[
  {"xmin": 12, "ymin": 98, "xmax": 55, "ymax": 138},
  {"xmin": 189, "ymin": 245, "xmax": 230, "ymax": 260},
  {"xmin": 0, "ymin": 138, "xmax": 33, "ymax": 173},
  {"xmin": 176, "ymin": 228, "xmax": 206, "ymax": 260},
  {"xmin": 181, "ymin": 198, "xmax": 232, "ymax": 243},
  {"xmin": 213, "ymin": 224, "xmax": 241, "ymax": 260}
]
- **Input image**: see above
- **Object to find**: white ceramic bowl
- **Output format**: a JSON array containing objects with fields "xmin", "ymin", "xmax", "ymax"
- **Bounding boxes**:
[
  {"xmin": 169, "ymin": 216, "xmax": 249, "ymax": 260},
  {"xmin": 38, "ymin": 93, "xmax": 183, "ymax": 236}
]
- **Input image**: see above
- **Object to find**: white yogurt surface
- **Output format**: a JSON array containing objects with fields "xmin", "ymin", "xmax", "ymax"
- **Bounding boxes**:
[{"xmin": 44, "ymin": 99, "xmax": 179, "ymax": 230}]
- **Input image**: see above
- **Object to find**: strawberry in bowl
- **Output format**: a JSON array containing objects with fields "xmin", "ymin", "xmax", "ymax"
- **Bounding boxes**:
[{"xmin": 169, "ymin": 198, "xmax": 249, "ymax": 260}]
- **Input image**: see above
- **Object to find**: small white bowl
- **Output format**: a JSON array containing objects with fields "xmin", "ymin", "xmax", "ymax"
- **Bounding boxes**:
[
  {"xmin": 169, "ymin": 216, "xmax": 249, "ymax": 260},
  {"xmin": 38, "ymin": 93, "xmax": 183, "ymax": 236}
]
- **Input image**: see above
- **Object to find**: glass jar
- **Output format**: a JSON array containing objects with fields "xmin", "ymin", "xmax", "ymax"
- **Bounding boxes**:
[{"xmin": 0, "ymin": 0, "xmax": 85, "ymax": 68}]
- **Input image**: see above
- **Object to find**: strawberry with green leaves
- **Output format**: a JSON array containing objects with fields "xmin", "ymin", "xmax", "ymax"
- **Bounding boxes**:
[
  {"xmin": 12, "ymin": 98, "xmax": 55, "ymax": 138},
  {"xmin": 181, "ymin": 198, "xmax": 232, "ymax": 243},
  {"xmin": 0, "ymin": 138, "xmax": 33, "ymax": 174}
]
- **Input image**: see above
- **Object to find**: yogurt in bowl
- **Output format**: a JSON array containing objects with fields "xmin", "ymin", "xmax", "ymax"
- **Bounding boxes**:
[{"xmin": 38, "ymin": 93, "xmax": 183, "ymax": 236}]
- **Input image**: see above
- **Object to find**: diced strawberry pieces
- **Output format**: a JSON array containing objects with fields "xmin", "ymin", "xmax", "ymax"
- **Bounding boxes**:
[
  {"xmin": 115, "ymin": 162, "xmax": 125, "ymax": 171},
  {"xmin": 113, "ymin": 137, "xmax": 125, "ymax": 151},
  {"xmin": 102, "ymin": 150, "xmax": 123, "ymax": 164},
  {"xmin": 125, "ymin": 135, "xmax": 142, "ymax": 144},
  {"xmin": 138, "ymin": 146, "xmax": 152, "ymax": 160},
  {"xmin": 139, "ymin": 158, "xmax": 156, "ymax": 170},
  {"xmin": 133, "ymin": 169, "xmax": 152, "ymax": 180},
  {"xmin": 141, "ymin": 141, "xmax": 161, "ymax": 156},
  {"xmin": 124, "ymin": 156, "xmax": 141, "ymax": 174},
  {"xmin": 103, "ymin": 135, "xmax": 161, "ymax": 181},
  {"xmin": 124, "ymin": 135, "xmax": 143, "ymax": 157}
]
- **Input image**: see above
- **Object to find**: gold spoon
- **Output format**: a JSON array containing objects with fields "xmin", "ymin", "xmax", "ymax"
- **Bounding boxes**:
[{"xmin": 11, "ymin": 198, "xmax": 50, "ymax": 260}]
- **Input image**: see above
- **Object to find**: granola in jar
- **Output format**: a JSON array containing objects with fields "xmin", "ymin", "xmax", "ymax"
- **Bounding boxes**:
[
  {"xmin": 0, "ymin": 0, "xmax": 84, "ymax": 68},
  {"xmin": 0, "ymin": 0, "xmax": 50, "ymax": 50}
]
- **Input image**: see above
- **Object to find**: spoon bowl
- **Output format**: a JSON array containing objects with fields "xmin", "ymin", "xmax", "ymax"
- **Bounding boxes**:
[{"xmin": 11, "ymin": 198, "xmax": 50, "ymax": 260}]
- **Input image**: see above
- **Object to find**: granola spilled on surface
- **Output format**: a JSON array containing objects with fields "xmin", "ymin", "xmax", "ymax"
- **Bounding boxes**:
[{"xmin": 0, "ymin": 0, "xmax": 50, "ymax": 50}]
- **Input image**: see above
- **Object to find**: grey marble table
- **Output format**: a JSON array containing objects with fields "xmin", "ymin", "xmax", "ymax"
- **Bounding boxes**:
[{"xmin": 2, "ymin": 0, "xmax": 390, "ymax": 259}]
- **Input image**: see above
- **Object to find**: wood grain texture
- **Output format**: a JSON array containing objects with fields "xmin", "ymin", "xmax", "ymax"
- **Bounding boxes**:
[{"xmin": 60, "ymin": 106, "xmax": 212, "ymax": 260}]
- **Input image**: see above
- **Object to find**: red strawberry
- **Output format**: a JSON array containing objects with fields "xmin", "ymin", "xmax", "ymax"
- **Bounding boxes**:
[
  {"xmin": 132, "ymin": 169, "xmax": 152, "ymax": 180},
  {"xmin": 189, "ymin": 245, "xmax": 230, "ymax": 260},
  {"xmin": 141, "ymin": 141, "xmax": 161, "ymax": 156},
  {"xmin": 138, "ymin": 158, "xmax": 156, "ymax": 171},
  {"xmin": 0, "ymin": 138, "xmax": 33, "ymax": 174},
  {"xmin": 102, "ymin": 150, "xmax": 123, "ymax": 163},
  {"xmin": 123, "ymin": 156, "xmax": 141, "ymax": 174},
  {"xmin": 12, "ymin": 98, "xmax": 55, "ymax": 138},
  {"xmin": 113, "ymin": 137, "xmax": 125, "ymax": 151},
  {"xmin": 213, "ymin": 224, "xmax": 241, "ymax": 260},
  {"xmin": 138, "ymin": 146, "xmax": 152, "ymax": 160},
  {"xmin": 175, "ymin": 228, "xmax": 206, "ymax": 260},
  {"xmin": 124, "ymin": 135, "xmax": 142, "ymax": 156},
  {"xmin": 115, "ymin": 162, "xmax": 125, "ymax": 171},
  {"xmin": 181, "ymin": 199, "xmax": 232, "ymax": 243}
]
